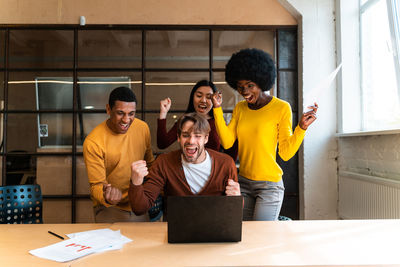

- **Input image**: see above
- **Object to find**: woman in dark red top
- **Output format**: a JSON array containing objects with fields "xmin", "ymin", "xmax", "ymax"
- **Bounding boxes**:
[{"xmin": 157, "ymin": 80, "xmax": 237, "ymax": 161}]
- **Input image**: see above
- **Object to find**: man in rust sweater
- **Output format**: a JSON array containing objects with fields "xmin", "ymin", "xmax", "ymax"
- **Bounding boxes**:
[{"xmin": 129, "ymin": 113, "xmax": 240, "ymax": 215}]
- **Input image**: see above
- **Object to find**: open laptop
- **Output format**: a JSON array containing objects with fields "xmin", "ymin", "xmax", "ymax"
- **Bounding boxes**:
[{"xmin": 167, "ymin": 195, "xmax": 243, "ymax": 243}]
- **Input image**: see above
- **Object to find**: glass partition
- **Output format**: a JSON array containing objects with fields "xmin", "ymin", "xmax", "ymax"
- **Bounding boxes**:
[
  {"xmin": 36, "ymin": 155, "xmax": 72, "ymax": 195},
  {"xmin": 212, "ymin": 72, "xmax": 241, "ymax": 111},
  {"xmin": 76, "ymin": 199, "xmax": 94, "ymax": 223},
  {"xmin": 278, "ymin": 30, "xmax": 297, "ymax": 69},
  {"xmin": 146, "ymin": 112, "xmax": 181, "ymax": 154},
  {"xmin": 145, "ymin": 71, "xmax": 209, "ymax": 110},
  {"xmin": 77, "ymin": 72, "xmax": 143, "ymax": 110},
  {"xmin": 6, "ymin": 113, "xmax": 39, "ymax": 153},
  {"xmin": 76, "ymin": 155, "xmax": 90, "ymax": 195},
  {"xmin": 0, "ymin": 71, "xmax": 3, "ymax": 154},
  {"xmin": 42, "ymin": 200, "xmax": 71, "ymax": 223},
  {"xmin": 146, "ymin": 30, "xmax": 209, "ymax": 69},
  {"xmin": 9, "ymin": 30, "xmax": 74, "ymax": 69},
  {"xmin": 78, "ymin": 113, "xmax": 108, "ymax": 143},
  {"xmin": 37, "ymin": 113, "xmax": 74, "ymax": 147},
  {"xmin": 8, "ymin": 71, "xmax": 73, "ymax": 110},
  {"xmin": 278, "ymin": 71, "xmax": 297, "ymax": 111},
  {"xmin": 213, "ymin": 30, "xmax": 275, "ymax": 68},
  {"xmin": 78, "ymin": 30, "xmax": 142, "ymax": 69},
  {"xmin": 5, "ymin": 154, "xmax": 35, "ymax": 185}
]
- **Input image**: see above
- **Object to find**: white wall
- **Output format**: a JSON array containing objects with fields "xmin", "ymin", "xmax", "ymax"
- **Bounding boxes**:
[
  {"xmin": 281, "ymin": 0, "xmax": 339, "ymax": 219},
  {"xmin": 339, "ymin": 134, "xmax": 400, "ymax": 182}
]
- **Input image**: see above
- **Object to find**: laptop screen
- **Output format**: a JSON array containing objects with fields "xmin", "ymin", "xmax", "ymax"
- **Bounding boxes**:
[{"xmin": 167, "ymin": 195, "xmax": 243, "ymax": 243}]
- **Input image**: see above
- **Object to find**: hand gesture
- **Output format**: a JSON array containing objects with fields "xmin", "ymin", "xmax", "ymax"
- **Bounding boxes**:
[
  {"xmin": 159, "ymin": 97, "xmax": 172, "ymax": 119},
  {"xmin": 212, "ymin": 91, "xmax": 222, "ymax": 108},
  {"xmin": 103, "ymin": 184, "xmax": 122, "ymax": 205},
  {"xmin": 225, "ymin": 179, "xmax": 241, "ymax": 196},
  {"xmin": 299, "ymin": 102, "xmax": 318, "ymax": 130},
  {"xmin": 130, "ymin": 160, "xmax": 149, "ymax": 186}
]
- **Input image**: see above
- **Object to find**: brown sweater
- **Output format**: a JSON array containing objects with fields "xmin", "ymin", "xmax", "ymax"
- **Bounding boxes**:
[{"xmin": 129, "ymin": 149, "xmax": 238, "ymax": 215}]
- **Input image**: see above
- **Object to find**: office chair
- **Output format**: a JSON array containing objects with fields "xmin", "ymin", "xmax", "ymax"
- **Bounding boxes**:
[
  {"xmin": 5, "ymin": 150, "xmax": 35, "ymax": 185},
  {"xmin": 148, "ymin": 195, "xmax": 163, "ymax": 222},
  {"xmin": 0, "ymin": 184, "xmax": 43, "ymax": 224},
  {"xmin": 278, "ymin": 215, "xmax": 292, "ymax": 221}
]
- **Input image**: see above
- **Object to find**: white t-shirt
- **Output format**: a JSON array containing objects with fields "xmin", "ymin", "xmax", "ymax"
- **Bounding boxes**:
[{"xmin": 181, "ymin": 151, "xmax": 212, "ymax": 194}]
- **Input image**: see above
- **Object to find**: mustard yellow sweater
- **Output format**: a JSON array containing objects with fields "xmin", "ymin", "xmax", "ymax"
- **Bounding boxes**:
[
  {"xmin": 213, "ymin": 97, "xmax": 305, "ymax": 182},
  {"xmin": 83, "ymin": 119, "xmax": 154, "ymax": 211}
]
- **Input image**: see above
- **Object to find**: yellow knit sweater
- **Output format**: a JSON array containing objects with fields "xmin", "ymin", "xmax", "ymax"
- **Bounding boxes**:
[
  {"xmin": 213, "ymin": 96, "xmax": 305, "ymax": 182},
  {"xmin": 83, "ymin": 119, "xmax": 154, "ymax": 211}
]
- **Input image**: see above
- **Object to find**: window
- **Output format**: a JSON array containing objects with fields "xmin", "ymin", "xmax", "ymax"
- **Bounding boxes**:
[{"xmin": 360, "ymin": 0, "xmax": 400, "ymax": 131}]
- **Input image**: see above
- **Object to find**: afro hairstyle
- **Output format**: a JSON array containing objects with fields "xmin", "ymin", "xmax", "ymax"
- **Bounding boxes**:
[{"xmin": 225, "ymin": 48, "xmax": 276, "ymax": 92}]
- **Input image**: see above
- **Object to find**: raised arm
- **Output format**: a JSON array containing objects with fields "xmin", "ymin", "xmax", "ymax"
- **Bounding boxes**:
[
  {"xmin": 212, "ymin": 91, "xmax": 238, "ymax": 149},
  {"xmin": 299, "ymin": 103, "xmax": 318, "ymax": 130},
  {"xmin": 157, "ymin": 97, "xmax": 179, "ymax": 149},
  {"xmin": 278, "ymin": 103, "xmax": 318, "ymax": 161},
  {"xmin": 159, "ymin": 97, "xmax": 171, "ymax": 120},
  {"xmin": 129, "ymin": 159, "xmax": 165, "ymax": 215}
]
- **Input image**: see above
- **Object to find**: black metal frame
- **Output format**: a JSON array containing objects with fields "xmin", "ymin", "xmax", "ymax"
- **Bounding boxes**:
[
  {"xmin": 276, "ymin": 29, "xmax": 299, "ymax": 219},
  {"xmin": 0, "ymin": 24, "xmax": 298, "ymax": 222}
]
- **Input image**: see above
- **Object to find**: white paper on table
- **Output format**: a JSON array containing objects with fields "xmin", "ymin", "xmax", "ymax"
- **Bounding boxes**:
[
  {"xmin": 67, "ymin": 228, "xmax": 132, "ymax": 252},
  {"xmin": 29, "ymin": 229, "xmax": 132, "ymax": 262},
  {"xmin": 303, "ymin": 63, "xmax": 342, "ymax": 112}
]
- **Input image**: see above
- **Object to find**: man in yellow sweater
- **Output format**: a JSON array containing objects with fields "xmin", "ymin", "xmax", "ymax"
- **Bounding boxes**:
[{"xmin": 83, "ymin": 87, "xmax": 154, "ymax": 223}]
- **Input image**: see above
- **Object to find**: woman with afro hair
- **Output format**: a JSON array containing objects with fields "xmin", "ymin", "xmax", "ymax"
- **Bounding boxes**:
[{"xmin": 212, "ymin": 48, "xmax": 318, "ymax": 221}]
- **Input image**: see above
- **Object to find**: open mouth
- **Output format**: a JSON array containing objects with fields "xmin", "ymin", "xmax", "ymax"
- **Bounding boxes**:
[
  {"xmin": 197, "ymin": 104, "xmax": 209, "ymax": 113},
  {"xmin": 243, "ymin": 94, "xmax": 254, "ymax": 103},
  {"xmin": 119, "ymin": 123, "xmax": 129, "ymax": 131},
  {"xmin": 184, "ymin": 146, "xmax": 198, "ymax": 157}
]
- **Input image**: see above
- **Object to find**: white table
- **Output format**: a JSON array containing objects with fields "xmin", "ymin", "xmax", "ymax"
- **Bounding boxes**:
[{"xmin": 1, "ymin": 220, "xmax": 400, "ymax": 266}]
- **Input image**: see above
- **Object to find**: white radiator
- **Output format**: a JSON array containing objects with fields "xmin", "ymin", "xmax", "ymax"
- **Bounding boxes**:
[{"xmin": 339, "ymin": 171, "xmax": 400, "ymax": 219}]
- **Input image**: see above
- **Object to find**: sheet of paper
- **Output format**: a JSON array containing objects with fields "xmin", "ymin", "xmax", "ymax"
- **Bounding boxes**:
[
  {"xmin": 67, "ymin": 229, "xmax": 132, "ymax": 252},
  {"xmin": 303, "ymin": 63, "xmax": 342, "ymax": 112},
  {"xmin": 29, "ymin": 228, "xmax": 132, "ymax": 262}
]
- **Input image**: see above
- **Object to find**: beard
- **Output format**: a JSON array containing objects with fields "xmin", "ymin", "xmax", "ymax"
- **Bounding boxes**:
[{"xmin": 182, "ymin": 144, "xmax": 205, "ymax": 163}]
